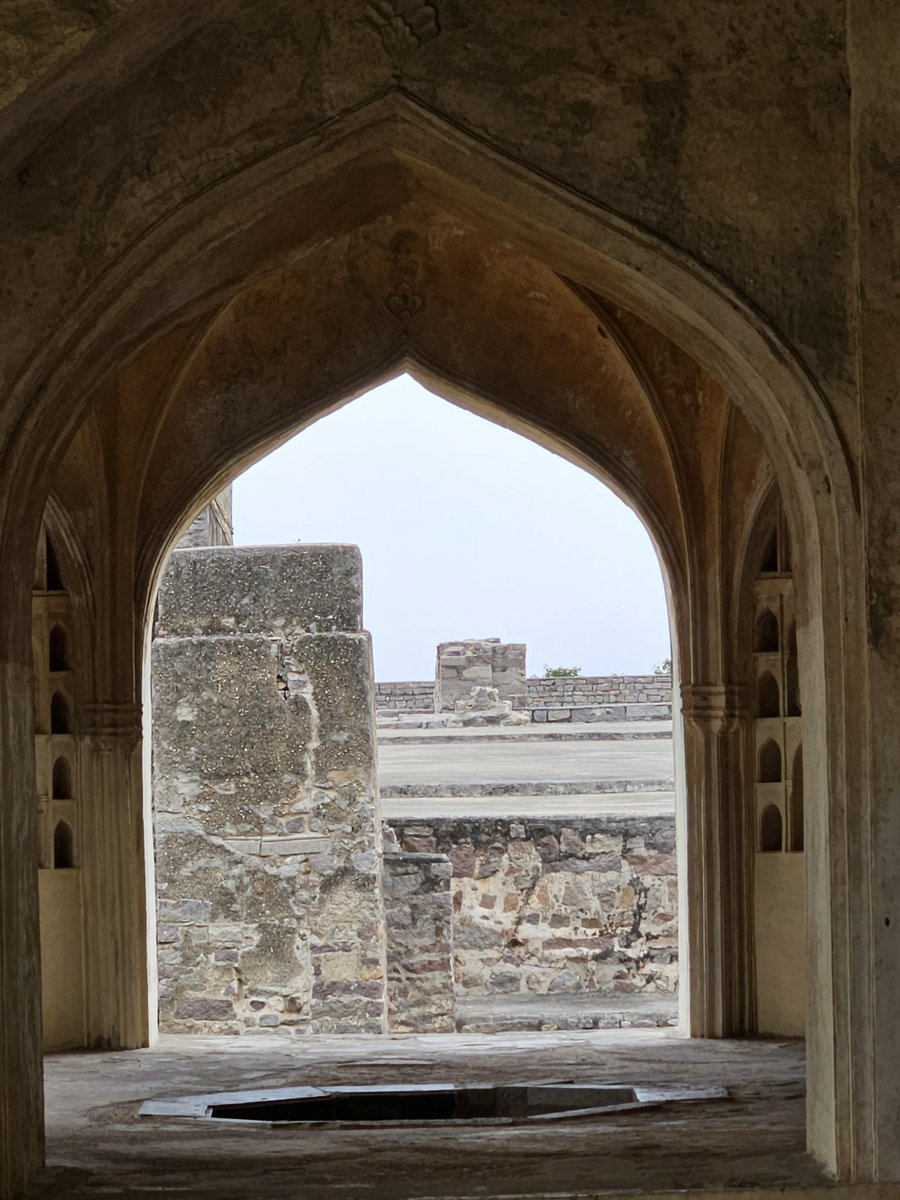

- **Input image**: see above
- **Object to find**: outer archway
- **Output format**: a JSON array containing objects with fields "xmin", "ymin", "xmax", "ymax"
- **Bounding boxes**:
[{"xmin": 2, "ymin": 95, "xmax": 865, "ymax": 1195}]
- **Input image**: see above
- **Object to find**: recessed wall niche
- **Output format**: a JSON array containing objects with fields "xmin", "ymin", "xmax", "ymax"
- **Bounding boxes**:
[
  {"xmin": 33, "ymin": 520, "xmax": 87, "ymax": 1050},
  {"xmin": 749, "ymin": 500, "xmax": 806, "ymax": 1037}
]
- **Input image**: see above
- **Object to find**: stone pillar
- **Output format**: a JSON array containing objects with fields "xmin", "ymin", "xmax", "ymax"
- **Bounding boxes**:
[
  {"xmin": 680, "ymin": 683, "xmax": 750, "ymax": 1037},
  {"xmin": 383, "ymin": 851, "xmax": 455, "ymax": 1032},
  {"xmin": 152, "ymin": 545, "xmax": 386, "ymax": 1035},
  {"xmin": 81, "ymin": 701, "xmax": 147, "ymax": 1048},
  {"xmin": 0, "ymin": 657, "xmax": 44, "ymax": 1198}
]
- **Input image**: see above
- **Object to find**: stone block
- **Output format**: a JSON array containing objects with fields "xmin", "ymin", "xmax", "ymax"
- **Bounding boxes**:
[{"xmin": 156, "ymin": 544, "xmax": 363, "ymax": 638}]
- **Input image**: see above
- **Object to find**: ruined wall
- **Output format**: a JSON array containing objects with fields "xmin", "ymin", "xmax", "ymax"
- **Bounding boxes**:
[
  {"xmin": 388, "ymin": 816, "xmax": 678, "ymax": 1002},
  {"xmin": 434, "ymin": 640, "xmax": 527, "ymax": 712},
  {"xmin": 152, "ymin": 545, "xmax": 387, "ymax": 1035},
  {"xmin": 382, "ymin": 850, "xmax": 455, "ymax": 1034},
  {"xmin": 377, "ymin": 674, "xmax": 673, "ymax": 717},
  {"xmin": 527, "ymin": 675, "xmax": 671, "ymax": 710},
  {"xmin": 375, "ymin": 681, "xmax": 435, "ymax": 712}
]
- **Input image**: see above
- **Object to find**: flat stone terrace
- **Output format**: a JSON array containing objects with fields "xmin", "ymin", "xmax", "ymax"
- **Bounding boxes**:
[
  {"xmin": 377, "ymin": 720, "xmax": 676, "ymax": 818},
  {"xmin": 34, "ymin": 1030, "xmax": 817, "ymax": 1199}
]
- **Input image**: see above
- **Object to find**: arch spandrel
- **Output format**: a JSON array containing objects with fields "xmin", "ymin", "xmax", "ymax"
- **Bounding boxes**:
[
  {"xmin": 121, "ymin": 203, "xmax": 690, "ymax": 613},
  {"xmin": 0, "ymin": 85, "xmax": 870, "ymax": 1193}
]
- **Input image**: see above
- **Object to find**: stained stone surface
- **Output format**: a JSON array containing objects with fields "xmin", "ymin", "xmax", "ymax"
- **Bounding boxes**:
[
  {"xmin": 35, "ymin": 1031, "xmax": 817, "ymax": 1199},
  {"xmin": 387, "ymin": 817, "xmax": 678, "ymax": 1003},
  {"xmin": 152, "ymin": 545, "xmax": 386, "ymax": 1035},
  {"xmin": 434, "ymin": 640, "xmax": 527, "ymax": 713}
]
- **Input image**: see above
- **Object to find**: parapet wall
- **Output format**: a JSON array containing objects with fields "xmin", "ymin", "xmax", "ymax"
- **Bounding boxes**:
[
  {"xmin": 375, "ymin": 680, "xmax": 435, "ymax": 712},
  {"xmin": 376, "ymin": 673, "xmax": 673, "ymax": 718}
]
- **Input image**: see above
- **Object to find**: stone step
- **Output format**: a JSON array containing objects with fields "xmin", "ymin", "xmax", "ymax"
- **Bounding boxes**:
[
  {"xmin": 380, "ymin": 777, "xmax": 674, "ymax": 799},
  {"xmin": 379, "ymin": 791, "xmax": 677, "ymax": 818}
]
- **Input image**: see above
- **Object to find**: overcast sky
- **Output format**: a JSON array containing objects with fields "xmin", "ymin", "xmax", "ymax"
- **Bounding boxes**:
[{"xmin": 233, "ymin": 375, "xmax": 670, "ymax": 682}]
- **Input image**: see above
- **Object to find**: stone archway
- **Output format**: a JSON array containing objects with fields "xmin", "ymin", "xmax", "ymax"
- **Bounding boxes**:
[{"xmin": 1, "ymin": 96, "xmax": 865, "ymax": 1194}]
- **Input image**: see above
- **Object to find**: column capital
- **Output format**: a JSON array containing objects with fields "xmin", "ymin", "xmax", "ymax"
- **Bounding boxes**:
[
  {"xmin": 82, "ymin": 701, "xmax": 142, "ymax": 749},
  {"xmin": 680, "ymin": 683, "xmax": 748, "ymax": 732}
]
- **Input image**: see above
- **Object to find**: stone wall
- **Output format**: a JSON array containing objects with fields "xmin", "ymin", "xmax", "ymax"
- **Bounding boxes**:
[
  {"xmin": 383, "ymin": 850, "xmax": 455, "ymax": 1033},
  {"xmin": 375, "ymin": 681, "xmax": 435, "ymax": 712},
  {"xmin": 387, "ymin": 816, "xmax": 678, "ymax": 1002},
  {"xmin": 152, "ymin": 544, "xmax": 387, "ymax": 1035},
  {"xmin": 177, "ymin": 487, "xmax": 234, "ymax": 549},
  {"xmin": 526, "ymin": 675, "xmax": 671, "ymax": 709},
  {"xmin": 434, "ymin": 639, "xmax": 527, "ymax": 712},
  {"xmin": 376, "ymin": 673, "xmax": 673, "ymax": 720}
]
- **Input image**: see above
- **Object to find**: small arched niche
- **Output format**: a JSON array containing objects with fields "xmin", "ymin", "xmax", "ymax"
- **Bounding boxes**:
[
  {"xmin": 50, "ymin": 692, "xmax": 72, "ymax": 735},
  {"xmin": 49, "ymin": 624, "xmax": 71, "ymax": 672},
  {"xmin": 756, "ymin": 671, "xmax": 780, "ymax": 718},
  {"xmin": 52, "ymin": 756, "xmax": 73, "ymax": 799},
  {"xmin": 758, "ymin": 738, "xmax": 782, "ymax": 783},
  {"xmin": 759, "ymin": 804, "xmax": 783, "ymax": 853},
  {"xmin": 46, "ymin": 534, "xmax": 65, "ymax": 591},
  {"xmin": 790, "ymin": 747, "xmax": 804, "ymax": 852},
  {"xmin": 759, "ymin": 529, "xmax": 779, "ymax": 574},
  {"xmin": 53, "ymin": 820, "xmax": 75, "ymax": 869},
  {"xmin": 754, "ymin": 608, "xmax": 779, "ymax": 653}
]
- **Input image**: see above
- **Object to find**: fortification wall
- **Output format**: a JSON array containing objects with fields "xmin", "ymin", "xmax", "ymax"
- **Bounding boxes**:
[{"xmin": 376, "ymin": 673, "xmax": 673, "ymax": 719}]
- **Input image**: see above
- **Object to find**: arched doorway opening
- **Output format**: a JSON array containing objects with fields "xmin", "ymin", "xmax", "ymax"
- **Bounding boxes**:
[
  {"xmin": 5, "ymin": 102, "xmax": 861, "ymax": 1192},
  {"xmin": 147, "ymin": 375, "xmax": 677, "ymax": 1038}
]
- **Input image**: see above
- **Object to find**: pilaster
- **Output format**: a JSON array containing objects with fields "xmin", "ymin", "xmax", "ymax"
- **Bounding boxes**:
[
  {"xmin": 680, "ymin": 682, "xmax": 751, "ymax": 1036},
  {"xmin": 81, "ymin": 700, "xmax": 148, "ymax": 1048}
]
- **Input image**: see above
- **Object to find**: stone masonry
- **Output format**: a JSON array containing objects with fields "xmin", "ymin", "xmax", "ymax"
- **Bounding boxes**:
[
  {"xmin": 388, "ymin": 816, "xmax": 678, "ymax": 1003},
  {"xmin": 434, "ymin": 639, "xmax": 527, "ymax": 712},
  {"xmin": 377, "ymin": 669, "xmax": 672, "ymax": 723},
  {"xmin": 382, "ymin": 849, "xmax": 455, "ymax": 1033},
  {"xmin": 152, "ymin": 545, "xmax": 387, "ymax": 1035}
]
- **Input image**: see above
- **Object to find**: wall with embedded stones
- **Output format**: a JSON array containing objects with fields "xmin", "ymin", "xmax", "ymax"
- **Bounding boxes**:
[
  {"xmin": 387, "ymin": 816, "xmax": 678, "ymax": 1003},
  {"xmin": 152, "ymin": 544, "xmax": 387, "ymax": 1035},
  {"xmin": 376, "ymin": 673, "xmax": 673, "ymax": 719}
]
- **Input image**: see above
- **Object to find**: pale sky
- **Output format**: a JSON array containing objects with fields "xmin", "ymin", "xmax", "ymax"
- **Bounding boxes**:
[{"xmin": 233, "ymin": 375, "xmax": 670, "ymax": 682}]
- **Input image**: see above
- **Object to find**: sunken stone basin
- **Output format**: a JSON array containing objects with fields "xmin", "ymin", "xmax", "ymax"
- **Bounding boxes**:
[{"xmin": 140, "ymin": 1081, "xmax": 729, "ymax": 1126}]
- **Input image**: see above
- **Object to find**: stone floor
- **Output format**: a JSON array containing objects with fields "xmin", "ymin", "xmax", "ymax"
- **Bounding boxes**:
[
  {"xmin": 378, "ymin": 721, "xmax": 676, "ymax": 817},
  {"xmin": 31, "ymin": 1029, "xmax": 822, "ymax": 1199}
]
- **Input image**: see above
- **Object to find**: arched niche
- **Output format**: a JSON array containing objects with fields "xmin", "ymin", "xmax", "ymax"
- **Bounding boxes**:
[
  {"xmin": 790, "ymin": 747, "xmax": 804, "ymax": 853},
  {"xmin": 46, "ymin": 534, "xmax": 65, "ymax": 591},
  {"xmin": 759, "ymin": 804, "xmax": 783, "ymax": 853},
  {"xmin": 53, "ymin": 820, "xmax": 75, "ymax": 870},
  {"xmin": 2, "ymin": 93, "xmax": 862, "ymax": 1188},
  {"xmin": 49, "ymin": 624, "xmax": 70, "ymax": 672},
  {"xmin": 756, "ymin": 672, "xmax": 780, "ymax": 719},
  {"xmin": 754, "ymin": 608, "xmax": 779, "ymax": 653},
  {"xmin": 759, "ymin": 529, "xmax": 779, "ymax": 574},
  {"xmin": 52, "ymin": 757, "xmax": 73, "ymax": 800},
  {"xmin": 50, "ymin": 692, "xmax": 72, "ymax": 735},
  {"xmin": 758, "ymin": 739, "xmax": 782, "ymax": 783}
]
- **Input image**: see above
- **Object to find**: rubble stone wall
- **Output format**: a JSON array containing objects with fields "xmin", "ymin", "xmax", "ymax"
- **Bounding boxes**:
[
  {"xmin": 434, "ymin": 639, "xmax": 527, "ymax": 712},
  {"xmin": 387, "ymin": 816, "xmax": 678, "ymax": 1000},
  {"xmin": 527, "ymin": 675, "xmax": 672, "ymax": 708},
  {"xmin": 152, "ymin": 545, "xmax": 387, "ymax": 1035},
  {"xmin": 376, "ymin": 673, "xmax": 673, "ymax": 718},
  {"xmin": 375, "ymin": 681, "xmax": 435, "ymax": 712},
  {"xmin": 383, "ymin": 851, "xmax": 455, "ymax": 1033}
]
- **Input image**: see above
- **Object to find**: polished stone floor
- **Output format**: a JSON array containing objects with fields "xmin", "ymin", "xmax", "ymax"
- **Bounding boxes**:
[{"xmin": 30, "ymin": 1029, "xmax": 820, "ymax": 1198}]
